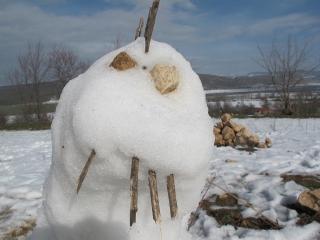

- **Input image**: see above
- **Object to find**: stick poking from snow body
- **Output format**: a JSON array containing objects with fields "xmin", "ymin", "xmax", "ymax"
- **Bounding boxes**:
[
  {"xmin": 148, "ymin": 170, "xmax": 162, "ymax": 225},
  {"xmin": 130, "ymin": 157, "xmax": 139, "ymax": 226},
  {"xmin": 166, "ymin": 174, "xmax": 178, "ymax": 219},
  {"xmin": 76, "ymin": 149, "xmax": 96, "ymax": 194}
]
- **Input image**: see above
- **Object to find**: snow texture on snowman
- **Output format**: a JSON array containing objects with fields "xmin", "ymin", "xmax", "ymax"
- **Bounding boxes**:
[{"xmin": 29, "ymin": 38, "xmax": 214, "ymax": 240}]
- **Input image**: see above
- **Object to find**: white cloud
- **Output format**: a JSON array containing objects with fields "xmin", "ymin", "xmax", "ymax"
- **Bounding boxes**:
[
  {"xmin": 248, "ymin": 13, "xmax": 320, "ymax": 36},
  {"xmin": 0, "ymin": 1, "xmax": 203, "ymax": 84},
  {"xmin": 0, "ymin": 0, "xmax": 319, "ymax": 85},
  {"xmin": 103, "ymin": 0, "xmax": 196, "ymax": 10}
]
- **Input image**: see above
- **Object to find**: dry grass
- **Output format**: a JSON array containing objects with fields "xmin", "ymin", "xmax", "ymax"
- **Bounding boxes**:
[
  {"xmin": 0, "ymin": 205, "xmax": 36, "ymax": 239},
  {"xmin": 4, "ymin": 219, "xmax": 36, "ymax": 239},
  {"xmin": 0, "ymin": 206, "xmax": 13, "ymax": 225}
]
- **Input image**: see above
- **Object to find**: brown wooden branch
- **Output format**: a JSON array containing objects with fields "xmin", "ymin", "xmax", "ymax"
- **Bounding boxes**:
[
  {"xmin": 166, "ymin": 174, "xmax": 178, "ymax": 219},
  {"xmin": 76, "ymin": 149, "xmax": 96, "ymax": 194},
  {"xmin": 130, "ymin": 157, "xmax": 140, "ymax": 226},
  {"xmin": 144, "ymin": 0, "xmax": 160, "ymax": 53},
  {"xmin": 187, "ymin": 175, "xmax": 216, "ymax": 231},
  {"xmin": 148, "ymin": 170, "xmax": 162, "ymax": 225},
  {"xmin": 135, "ymin": 18, "xmax": 144, "ymax": 40}
]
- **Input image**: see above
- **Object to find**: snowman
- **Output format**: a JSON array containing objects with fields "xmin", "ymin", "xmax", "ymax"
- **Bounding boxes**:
[{"xmin": 29, "ymin": 37, "xmax": 214, "ymax": 240}]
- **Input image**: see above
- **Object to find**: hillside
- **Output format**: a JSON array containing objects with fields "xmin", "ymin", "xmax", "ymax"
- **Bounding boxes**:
[
  {"xmin": 1, "ymin": 71, "xmax": 320, "ymax": 106},
  {"xmin": 0, "ymin": 81, "xmax": 62, "ymax": 106},
  {"xmin": 198, "ymin": 74, "xmax": 270, "ymax": 90},
  {"xmin": 199, "ymin": 71, "xmax": 320, "ymax": 90}
]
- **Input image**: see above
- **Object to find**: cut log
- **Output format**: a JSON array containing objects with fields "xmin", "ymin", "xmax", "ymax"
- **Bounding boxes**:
[
  {"xmin": 130, "ymin": 157, "xmax": 139, "ymax": 226},
  {"xmin": 166, "ymin": 174, "xmax": 178, "ymax": 219},
  {"xmin": 76, "ymin": 149, "xmax": 96, "ymax": 194},
  {"xmin": 144, "ymin": 0, "xmax": 160, "ymax": 53},
  {"xmin": 148, "ymin": 170, "xmax": 162, "ymax": 225}
]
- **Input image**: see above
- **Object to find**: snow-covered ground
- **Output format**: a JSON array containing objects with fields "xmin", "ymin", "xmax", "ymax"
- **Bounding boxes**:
[
  {"xmin": 0, "ymin": 130, "xmax": 52, "ymax": 239},
  {"xmin": 1, "ymin": 118, "xmax": 320, "ymax": 239}
]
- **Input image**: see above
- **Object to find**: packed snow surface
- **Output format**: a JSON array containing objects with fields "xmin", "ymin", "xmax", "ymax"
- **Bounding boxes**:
[
  {"xmin": 28, "ymin": 38, "xmax": 214, "ymax": 240},
  {"xmin": 1, "ymin": 118, "xmax": 320, "ymax": 239}
]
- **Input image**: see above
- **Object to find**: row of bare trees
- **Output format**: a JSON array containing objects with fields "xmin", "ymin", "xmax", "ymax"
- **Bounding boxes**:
[
  {"xmin": 208, "ymin": 88, "xmax": 320, "ymax": 117},
  {"xmin": 4, "ymin": 41, "xmax": 89, "ymax": 123}
]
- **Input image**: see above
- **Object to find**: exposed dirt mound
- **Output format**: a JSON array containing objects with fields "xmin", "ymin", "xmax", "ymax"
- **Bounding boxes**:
[
  {"xmin": 281, "ymin": 174, "xmax": 320, "ymax": 189},
  {"xmin": 200, "ymin": 194, "xmax": 280, "ymax": 230}
]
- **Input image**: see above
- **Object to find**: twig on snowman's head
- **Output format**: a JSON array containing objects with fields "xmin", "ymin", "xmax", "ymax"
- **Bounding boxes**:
[
  {"xmin": 144, "ymin": 0, "xmax": 160, "ymax": 53},
  {"xmin": 135, "ymin": 18, "xmax": 144, "ymax": 40}
]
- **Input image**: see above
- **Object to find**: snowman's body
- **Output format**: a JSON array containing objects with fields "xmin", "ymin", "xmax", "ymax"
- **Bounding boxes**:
[{"xmin": 29, "ymin": 38, "xmax": 214, "ymax": 240}]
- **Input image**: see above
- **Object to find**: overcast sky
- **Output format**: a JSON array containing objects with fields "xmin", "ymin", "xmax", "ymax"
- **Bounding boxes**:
[{"xmin": 0, "ymin": 0, "xmax": 319, "ymax": 86}]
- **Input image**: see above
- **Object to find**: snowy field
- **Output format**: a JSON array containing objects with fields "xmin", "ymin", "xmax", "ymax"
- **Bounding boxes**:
[{"xmin": 1, "ymin": 118, "xmax": 320, "ymax": 239}]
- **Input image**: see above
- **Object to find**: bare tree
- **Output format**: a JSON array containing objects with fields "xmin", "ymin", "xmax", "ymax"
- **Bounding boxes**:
[
  {"xmin": 105, "ymin": 33, "xmax": 124, "ymax": 53},
  {"xmin": 49, "ymin": 43, "xmax": 90, "ymax": 97},
  {"xmin": 256, "ymin": 34, "xmax": 320, "ymax": 115},
  {"xmin": 5, "ymin": 41, "xmax": 50, "ymax": 121}
]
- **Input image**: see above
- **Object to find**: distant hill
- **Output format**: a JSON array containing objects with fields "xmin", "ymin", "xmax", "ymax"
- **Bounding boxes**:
[
  {"xmin": 198, "ymin": 73, "xmax": 270, "ymax": 90},
  {"xmin": 199, "ymin": 71, "xmax": 320, "ymax": 90},
  {"xmin": 0, "ymin": 81, "xmax": 61, "ymax": 106},
  {"xmin": 1, "ymin": 71, "xmax": 320, "ymax": 106}
]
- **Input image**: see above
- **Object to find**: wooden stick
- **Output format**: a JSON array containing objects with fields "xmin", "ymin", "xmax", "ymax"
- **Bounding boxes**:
[
  {"xmin": 166, "ymin": 174, "xmax": 178, "ymax": 219},
  {"xmin": 76, "ymin": 149, "xmax": 96, "ymax": 194},
  {"xmin": 187, "ymin": 175, "xmax": 216, "ymax": 231},
  {"xmin": 144, "ymin": 0, "xmax": 160, "ymax": 53},
  {"xmin": 135, "ymin": 18, "xmax": 144, "ymax": 40},
  {"xmin": 148, "ymin": 170, "xmax": 162, "ymax": 225},
  {"xmin": 130, "ymin": 157, "xmax": 139, "ymax": 226}
]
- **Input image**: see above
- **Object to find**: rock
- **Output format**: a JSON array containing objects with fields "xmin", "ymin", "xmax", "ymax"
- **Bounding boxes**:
[
  {"xmin": 221, "ymin": 126, "xmax": 235, "ymax": 141},
  {"xmin": 233, "ymin": 124, "xmax": 245, "ymax": 133},
  {"xmin": 214, "ymin": 114, "xmax": 272, "ymax": 151},
  {"xmin": 234, "ymin": 136, "xmax": 247, "ymax": 146},
  {"xmin": 109, "ymin": 52, "xmax": 137, "ymax": 71},
  {"xmin": 236, "ymin": 131, "xmax": 242, "ymax": 137},
  {"xmin": 226, "ymin": 139, "xmax": 235, "ymax": 148},
  {"xmin": 214, "ymin": 134, "xmax": 225, "ymax": 146},
  {"xmin": 221, "ymin": 113, "xmax": 231, "ymax": 123},
  {"xmin": 248, "ymin": 135, "xmax": 260, "ymax": 146},
  {"xmin": 297, "ymin": 189, "xmax": 320, "ymax": 213},
  {"xmin": 225, "ymin": 120, "xmax": 237, "ymax": 129},
  {"xmin": 256, "ymin": 142, "xmax": 267, "ymax": 148},
  {"xmin": 150, "ymin": 64, "xmax": 179, "ymax": 94},
  {"xmin": 225, "ymin": 159, "xmax": 237, "ymax": 163},
  {"xmin": 265, "ymin": 137, "xmax": 272, "ymax": 147},
  {"xmin": 241, "ymin": 129, "xmax": 252, "ymax": 138},
  {"xmin": 213, "ymin": 127, "xmax": 221, "ymax": 135},
  {"xmin": 216, "ymin": 122, "xmax": 224, "ymax": 130}
]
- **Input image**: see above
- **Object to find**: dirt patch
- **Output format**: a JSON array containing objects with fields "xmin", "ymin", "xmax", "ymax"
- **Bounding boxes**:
[
  {"xmin": 200, "ymin": 193, "xmax": 238, "ymax": 209},
  {"xmin": 282, "ymin": 174, "xmax": 320, "ymax": 226},
  {"xmin": 0, "ymin": 206, "xmax": 13, "ymax": 225},
  {"xmin": 296, "ymin": 213, "xmax": 320, "ymax": 226},
  {"xmin": 281, "ymin": 175, "xmax": 320, "ymax": 189},
  {"xmin": 240, "ymin": 217, "xmax": 277, "ymax": 230},
  {"xmin": 286, "ymin": 201, "xmax": 320, "ymax": 226},
  {"xmin": 5, "ymin": 218, "xmax": 36, "ymax": 239},
  {"xmin": 0, "ymin": 206, "xmax": 36, "ymax": 240},
  {"xmin": 200, "ymin": 194, "xmax": 280, "ymax": 230},
  {"xmin": 207, "ymin": 208, "xmax": 242, "ymax": 226}
]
